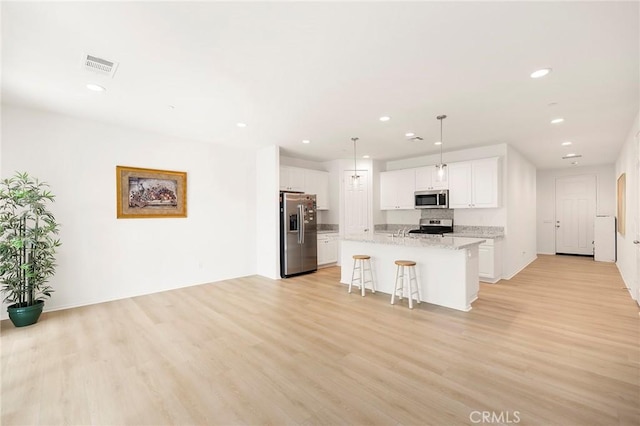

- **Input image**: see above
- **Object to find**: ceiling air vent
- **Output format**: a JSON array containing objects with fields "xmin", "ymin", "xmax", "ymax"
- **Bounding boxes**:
[{"xmin": 83, "ymin": 54, "xmax": 119, "ymax": 78}]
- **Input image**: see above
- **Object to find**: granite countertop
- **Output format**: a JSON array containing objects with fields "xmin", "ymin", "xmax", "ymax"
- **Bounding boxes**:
[
  {"xmin": 344, "ymin": 233, "xmax": 485, "ymax": 250},
  {"xmin": 444, "ymin": 232, "xmax": 504, "ymax": 240},
  {"xmin": 317, "ymin": 230, "xmax": 339, "ymax": 234}
]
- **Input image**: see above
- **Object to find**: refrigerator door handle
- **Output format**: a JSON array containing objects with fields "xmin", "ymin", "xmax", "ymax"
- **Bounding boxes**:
[{"xmin": 299, "ymin": 204, "xmax": 305, "ymax": 244}]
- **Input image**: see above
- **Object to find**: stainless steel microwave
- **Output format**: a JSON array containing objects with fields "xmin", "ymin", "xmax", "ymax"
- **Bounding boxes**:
[{"xmin": 414, "ymin": 190, "xmax": 449, "ymax": 209}]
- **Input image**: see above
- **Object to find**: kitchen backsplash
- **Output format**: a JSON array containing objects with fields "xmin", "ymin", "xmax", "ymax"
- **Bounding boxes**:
[
  {"xmin": 374, "ymin": 223, "xmax": 505, "ymax": 237},
  {"xmin": 420, "ymin": 209, "xmax": 454, "ymax": 220},
  {"xmin": 453, "ymin": 225, "xmax": 504, "ymax": 238},
  {"xmin": 374, "ymin": 224, "xmax": 416, "ymax": 232},
  {"xmin": 318, "ymin": 223, "xmax": 338, "ymax": 231}
]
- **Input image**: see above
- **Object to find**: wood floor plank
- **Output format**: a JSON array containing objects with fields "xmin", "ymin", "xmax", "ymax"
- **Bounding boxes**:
[{"xmin": 1, "ymin": 254, "xmax": 638, "ymax": 425}]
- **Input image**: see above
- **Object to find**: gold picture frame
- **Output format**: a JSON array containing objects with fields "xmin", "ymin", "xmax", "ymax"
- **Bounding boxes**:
[
  {"xmin": 116, "ymin": 166, "xmax": 187, "ymax": 219},
  {"xmin": 617, "ymin": 173, "xmax": 625, "ymax": 235}
]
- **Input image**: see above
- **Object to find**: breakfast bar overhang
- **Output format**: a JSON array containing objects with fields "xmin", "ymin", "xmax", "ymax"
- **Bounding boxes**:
[{"xmin": 340, "ymin": 235, "xmax": 485, "ymax": 311}]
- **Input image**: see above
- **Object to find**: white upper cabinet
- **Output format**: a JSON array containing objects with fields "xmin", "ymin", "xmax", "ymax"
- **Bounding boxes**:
[
  {"xmin": 304, "ymin": 169, "xmax": 330, "ymax": 210},
  {"xmin": 279, "ymin": 166, "xmax": 330, "ymax": 209},
  {"xmin": 279, "ymin": 166, "xmax": 305, "ymax": 192},
  {"xmin": 448, "ymin": 157, "xmax": 500, "ymax": 209},
  {"xmin": 380, "ymin": 169, "xmax": 416, "ymax": 210},
  {"xmin": 415, "ymin": 165, "xmax": 449, "ymax": 191}
]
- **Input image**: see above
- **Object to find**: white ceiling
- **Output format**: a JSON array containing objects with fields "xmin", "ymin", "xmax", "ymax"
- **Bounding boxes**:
[{"xmin": 2, "ymin": 2, "xmax": 638, "ymax": 169}]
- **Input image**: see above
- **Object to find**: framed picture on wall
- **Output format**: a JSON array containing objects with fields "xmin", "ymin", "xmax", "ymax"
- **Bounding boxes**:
[
  {"xmin": 116, "ymin": 166, "xmax": 187, "ymax": 218},
  {"xmin": 617, "ymin": 173, "xmax": 625, "ymax": 235}
]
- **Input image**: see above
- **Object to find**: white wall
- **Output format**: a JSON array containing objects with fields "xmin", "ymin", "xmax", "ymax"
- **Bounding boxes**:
[
  {"xmin": 256, "ymin": 145, "xmax": 280, "ymax": 279},
  {"xmin": 615, "ymin": 111, "xmax": 640, "ymax": 302},
  {"xmin": 280, "ymin": 155, "xmax": 326, "ymax": 171},
  {"xmin": 504, "ymin": 145, "xmax": 537, "ymax": 279},
  {"xmin": 1, "ymin": 105, "xmax": 257, "ymax": 318},
  {"xmin": 536, "ymin": 164, "xmax": 615, "ymax": 255},
  {"xmin": 323, "ymin": 159, "xmax": 342, "ymax": 225}
]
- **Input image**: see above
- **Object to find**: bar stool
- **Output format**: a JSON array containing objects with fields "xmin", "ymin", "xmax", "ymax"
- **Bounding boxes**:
[
  {"xmin": 349, "ymin": 255, "xmax": 376, "ymax": 296},
  {"xmin": 391, "ymin": 260, "xmax": 422, "ymax": 309}
]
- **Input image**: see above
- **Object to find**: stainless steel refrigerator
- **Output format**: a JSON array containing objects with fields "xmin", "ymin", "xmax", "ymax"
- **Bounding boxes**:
[{"xmin": 280, "ymin": 192, "xmax": 317, "ymax": 278}]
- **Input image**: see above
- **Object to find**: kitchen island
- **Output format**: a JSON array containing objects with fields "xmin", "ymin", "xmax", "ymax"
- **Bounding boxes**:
[{"xmin": 341, "ymin": 234, "xmax": 485, "ymax": 311}]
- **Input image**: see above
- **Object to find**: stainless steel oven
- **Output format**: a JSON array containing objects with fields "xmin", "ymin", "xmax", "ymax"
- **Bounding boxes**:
[{"xmin": 414, "ymin": 190, "xmax": 449, "ymax": 209}]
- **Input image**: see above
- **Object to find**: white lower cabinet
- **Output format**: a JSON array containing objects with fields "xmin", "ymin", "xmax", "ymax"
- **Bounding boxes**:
[
  {"xmin": 478, "ymin": 238, "xmax": 502, "ymax": 283},
  {"xmin": 317, "ymin": 233, "xmax": 339, "ymax": 266}
]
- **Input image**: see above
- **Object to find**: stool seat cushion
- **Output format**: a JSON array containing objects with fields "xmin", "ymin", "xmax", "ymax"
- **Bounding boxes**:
[
  {"xmin": 353, "ymin": 255, "xmax": 371, "ymax": 260},
  {"xmin": 395, "ymin": 260, "xmax": 416, "ymax": 266}
]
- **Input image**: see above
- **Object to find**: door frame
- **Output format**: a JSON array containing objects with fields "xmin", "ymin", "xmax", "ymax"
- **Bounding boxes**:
[{"xmin": 554, "ymin": 174, "xmax": 597, "ymax": 255}]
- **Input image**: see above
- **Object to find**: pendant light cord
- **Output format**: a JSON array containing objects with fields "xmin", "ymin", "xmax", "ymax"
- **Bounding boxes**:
[
  {"xmin": 440, "ymin": 117, "xmax": 443, "ymax": 164},
  {"xmin": 351, "ymin": 137, "xmax": 359, "ymax": 179},
  {"xmin": 437, "ymin": 114, "xmax": 447, "ymax": 167}
]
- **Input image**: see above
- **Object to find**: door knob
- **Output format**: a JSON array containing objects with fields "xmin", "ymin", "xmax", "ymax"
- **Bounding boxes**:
[{"xmin": 633, "ymin": 240, "xmax": 640, "ymax": 244}]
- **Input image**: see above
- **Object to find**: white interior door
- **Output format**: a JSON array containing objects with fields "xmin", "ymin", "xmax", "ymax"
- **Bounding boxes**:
[
  {"xmin": 555, "ymin": 175, "xmax": 596, "ymax": 255},
  {"xmin": 343, "ymin": 170, "xmax": 369, "ymax": 235}
]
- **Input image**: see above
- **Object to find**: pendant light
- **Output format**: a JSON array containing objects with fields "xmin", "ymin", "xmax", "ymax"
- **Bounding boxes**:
[
  {"xmin": 351, "ymin": 137, "xmax": 360, "ymax": 180},
  {"xmin": 436, "ymin": 115, "xmax": 447, "ymax": 181}
]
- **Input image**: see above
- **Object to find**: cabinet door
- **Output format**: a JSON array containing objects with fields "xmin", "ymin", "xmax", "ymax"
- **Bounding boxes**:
[
  {"xmin": 448, "ymin": 162, "xmax": 473, "ymax": 208},
  {"xmin": 415, "ymin": 167, "xmax": 434, "ymax": 191},
  {"xmin": 396, "ymin": 169, "xmax": 416, "ymax": 208},
  {"xmin": 279, "ymin": 167, "xmax": 290, "ymax": 191},
  {"xmin": 280, "ymin": 167, "xmax": 305, "ymax": 192},
  {"xmin": 471, "ymin": 158, "xmax": 499, "ymax": 208},
  {"xmin": 317, "ymin": 234, "xmax": 338, "ymax": 265},
  {"xmin": 326, "ymin": 238, "xmax": 338, "ymax": 263},
  {"xmin": 380, "ymin": 171, "xmax": 397, "ymax": 210},
  {"xmin": 317, "ymin": 236, "xmax": 328, "ymax": 265},
  {"xmin": 416, "ymin": 166, "xmax": 448, "ymax": 191},
  {"xmin": 380, "ymin": 169, "xmax": 415, "ymax": 209},
  {"xmin": 305, "ymin": 170, "xmax": 329, "ymax": 210},
  {"xmin": 478, "ymin": 244, "xmax": 494, "ymax": 277},
  {"xmin": 431, "ymin": 166, "xmax": 449, "ymax": 190}
]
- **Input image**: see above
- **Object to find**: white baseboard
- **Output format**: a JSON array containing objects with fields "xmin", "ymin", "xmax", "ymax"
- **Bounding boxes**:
[{"xmin": 503, "ymin": 255, "xmax": 538, "ymax": 280}]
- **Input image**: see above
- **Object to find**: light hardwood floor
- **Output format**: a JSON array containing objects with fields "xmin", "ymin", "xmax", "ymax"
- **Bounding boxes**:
[{"xmin": 2, "ymin": 255, "xmax": 639, "ymax": 425}]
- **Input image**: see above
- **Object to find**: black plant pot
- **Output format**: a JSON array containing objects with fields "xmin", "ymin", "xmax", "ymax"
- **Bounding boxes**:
[{"xmin": 7, "ymin": 300, "xmax": 45, "ymax": 327}]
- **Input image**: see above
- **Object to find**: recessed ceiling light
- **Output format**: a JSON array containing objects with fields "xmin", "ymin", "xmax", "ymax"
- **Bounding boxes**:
[
  {"xmin": 86, "ymin": 83, "xmax": 106, "ymax": 92},
  {"xmin": 566, "ymin": 153, "xmax": 577, "ymax": 157},
  {"xmin": 379, "ymin": 116, "xmax": 391, "ymax": 122},
  {"xmin": 363, "ymin": 155, "xmax": 370, "ymax": 159},
  {"xmin": 530, "ymin": 68, "xmax": 552, "ymax": 79},
  {"xmin": 236, "ymin": 122, "xmax": 247, "ymax": 128},
  {"xmin": 434, "ymin": 141, "xmax": 442, "ymax": 146},
  {"xmin": 405, "ymin": 132, "xmax": 415, "ymax": 137},
  {"xmin": 302, "ymin": 139, "xmax": 310, "ymax": 144},
  {"xmin": 548, "ymin": 102, "xmax": 558, "ymax": 107},
  {"xmin": 551, "ymin": 118, "xmax": 564, "ymax": 124},
  {"xmin": 561, "ymin": 141, "xmax": 572, "ymax": 146}
]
